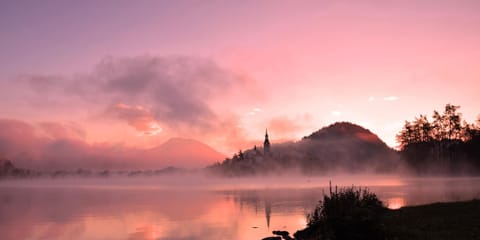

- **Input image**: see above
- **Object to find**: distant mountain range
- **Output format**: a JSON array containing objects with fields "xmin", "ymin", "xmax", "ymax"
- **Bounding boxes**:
[
  {"xmin": 209, "ymin": 122, "xmax": 400, "ymax": 175},
  {"xmin": 0, "ymin": 135, "xmax": 225, "ymax": 171},
  {"xmin": 0, "ymin": 137, "xmax": 225, "ymax": 178},
  {"xmin": 1, "ymin": 122, "xmax": 400, "ymax": 177}
]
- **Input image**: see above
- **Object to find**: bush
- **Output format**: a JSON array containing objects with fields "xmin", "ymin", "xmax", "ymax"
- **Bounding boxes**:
[{"xmin": 295, "ymin": 186, "xmax": 386, "ymax": 240}]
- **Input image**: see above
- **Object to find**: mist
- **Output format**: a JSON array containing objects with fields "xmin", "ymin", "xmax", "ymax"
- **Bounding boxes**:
[{"xmin": 0, "ymin": 119, "xmax": 226, "ymax": 170}]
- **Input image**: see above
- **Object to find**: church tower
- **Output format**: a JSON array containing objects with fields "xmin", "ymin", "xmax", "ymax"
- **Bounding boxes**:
[{"xmin": 264, "ymin": 129, "xmax": 271, "ymax": 157}]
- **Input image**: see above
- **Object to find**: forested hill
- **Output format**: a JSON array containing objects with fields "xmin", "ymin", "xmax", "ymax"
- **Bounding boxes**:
[{"xmin": 208, "ymin": 122, "xmax": 399, "ymax": 176}]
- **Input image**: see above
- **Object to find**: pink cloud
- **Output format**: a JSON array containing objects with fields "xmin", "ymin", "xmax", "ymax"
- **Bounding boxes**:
[
  {"xmin": 37, "ymin": 122, "xmax": 86, "ymax": 140},
  {"xmin": 267, "ymin": 114, "xmax": 314, "ymax": 141},
  {"xmin": 105, "ymin": 103, "xmax": 162, "ymax": 136}
]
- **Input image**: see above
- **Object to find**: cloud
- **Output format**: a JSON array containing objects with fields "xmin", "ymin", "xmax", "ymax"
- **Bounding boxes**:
[
  {"xmin": 331, "ymin": 110, "xmax": 342, "ymax": 116},
  {"xmin": 0, "ymin": 55, "xmax": 267, "ymax": 162},
  {"xmin": 368, "ymin": 96, "xmax": 375, "ymax": 102},
  {"xmin": 37, "ymin": 122, "xmax": 86, "ymax": 140},
  {"xmin": 3, "ymin": 55, "xmax": 260, "ymax": 152},
  {"xmin": 383, "ymin": 96, "xmax": 399, "ymax": 101},
  {"xmin": 267, "ymin": 114, "xmax": 313, "ymax": 140},
  {"xmin": 246, "ymin": 107, "xmax": 263, "ymax": 116},
  {"xmin": 105, "ymin": 103, "xmax": 162, "ymax": 136},
  {"xmin": 12, "ymin": 56, "xmax": 253, "ymax": 134},
  {"xmin": 92, "ymin": 56, "xmax": 243, "ymax": 132}
]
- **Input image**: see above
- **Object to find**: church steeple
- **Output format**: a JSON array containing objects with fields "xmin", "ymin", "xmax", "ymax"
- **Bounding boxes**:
[{"xmin": 264, "ymin": 129, "xmax": 271, "ymax": 157}]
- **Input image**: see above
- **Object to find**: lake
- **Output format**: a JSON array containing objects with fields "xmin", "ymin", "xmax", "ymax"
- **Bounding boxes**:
[{"xmin": 1, "ymin": 175, "xmax": 480, "ymax": 240}]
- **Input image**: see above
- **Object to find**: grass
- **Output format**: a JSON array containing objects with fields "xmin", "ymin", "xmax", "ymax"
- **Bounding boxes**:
[
  {"xmin": 383, "ymin": 199, "xmax": 480, "ymax": 240},
  {"xmin": 292, "ymin": 186, "xmax": 480, "ymax": 240}
]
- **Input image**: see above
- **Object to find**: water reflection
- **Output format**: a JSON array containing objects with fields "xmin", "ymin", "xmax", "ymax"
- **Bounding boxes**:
[
  {"xmin": 386, "ymin": 197, "xmax": 406, "ymax": 209},
  {"xmin": 0, "ymin": 177, "xmax": 480, "ymax": 240}
]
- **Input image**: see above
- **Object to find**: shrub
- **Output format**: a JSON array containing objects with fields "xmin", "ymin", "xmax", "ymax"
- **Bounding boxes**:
[{"xmin": 295, "ymin": 185, "xmax": 386, "ymax": 240}]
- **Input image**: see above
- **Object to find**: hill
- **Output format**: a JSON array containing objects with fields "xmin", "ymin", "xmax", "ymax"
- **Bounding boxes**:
[
  {"xmin": 145, "ymin": 138, "xmax": 226, "ymax": 168},
  {"xmin": 305, "ymin": 122, "xmax": 385, "ymax": 144},
  {"xmin": 293, "ymin": 122, "xmax": 397, "ymax": 172},
  {"xmin": 208, "ymin": 122, "xmax": 399, "ymax": 176}
]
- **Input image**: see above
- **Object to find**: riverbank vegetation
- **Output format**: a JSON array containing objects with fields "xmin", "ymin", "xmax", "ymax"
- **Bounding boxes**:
[{"xmin": 278, "ymin": 187, "xmax": 480, "ymax": 240}]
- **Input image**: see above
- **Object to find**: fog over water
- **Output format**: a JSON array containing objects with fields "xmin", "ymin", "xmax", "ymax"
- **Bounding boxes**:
[{"xmin": 1, "ymin": 175, "xmax": 480, "ymax": 240}]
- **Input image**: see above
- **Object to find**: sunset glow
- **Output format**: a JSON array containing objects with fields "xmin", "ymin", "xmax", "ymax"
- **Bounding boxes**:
[
  {"xmin": 1, "ymin": 2, "xmax": 480, "ymax": 240},
  {"xmin": 387, "ymin": 197, "xmax": 406, "ymax": 210},
  {"xmin": 1, "ymin": 1, "xmax": 480, "ymax": 170}
]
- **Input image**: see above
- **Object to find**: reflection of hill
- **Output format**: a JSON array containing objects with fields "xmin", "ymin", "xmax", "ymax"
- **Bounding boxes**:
[{"xmin": 209, "ymin": 122, "xmax": 399, "ymax": 176}]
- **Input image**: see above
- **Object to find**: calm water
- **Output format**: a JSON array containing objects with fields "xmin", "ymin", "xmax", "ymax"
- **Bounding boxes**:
[{"xmin": 1, "ymin": 176, "xmax": 480, "ymax": 240}]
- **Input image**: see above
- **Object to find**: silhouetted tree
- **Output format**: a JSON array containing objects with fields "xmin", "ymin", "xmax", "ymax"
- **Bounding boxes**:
[{"xmin": 397, "ymin": 104, "xmax": 480, "ymax": 174}]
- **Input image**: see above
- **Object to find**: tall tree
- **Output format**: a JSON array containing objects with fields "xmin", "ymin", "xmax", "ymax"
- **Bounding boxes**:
[
  {"xmin": 413, "ymin": 114, "xmax": 432, "ymax": 142},
  {"xmin": 443, "ymin": 104, "xmax": 463, "ymax": 140}
]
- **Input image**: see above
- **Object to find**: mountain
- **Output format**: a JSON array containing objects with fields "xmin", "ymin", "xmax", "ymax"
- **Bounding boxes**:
[
  {"xmin": 209, "ymin": 122, "xmax": 399, "ymax": 175},
  {"xmin": 146, "ymin": 138, "xmax": 226, "ymax": 168},
  {"xmin": 304, "ymin": 122, "xmax": 385, "ymax": 145}
]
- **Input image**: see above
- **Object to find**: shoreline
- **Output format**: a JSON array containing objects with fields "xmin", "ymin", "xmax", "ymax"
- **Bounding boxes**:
[{"xmin": 268, "ymin": 199, "xmax": 480, "ymax": 240}]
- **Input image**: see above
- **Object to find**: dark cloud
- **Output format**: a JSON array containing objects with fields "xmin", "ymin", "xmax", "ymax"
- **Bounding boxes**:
[
  {"xmin": 90, "ymin": 56, "xmax": 241, "ymax": 132},
  {"xmin": 14, "ymin": 55, "xmax": 250, "ymax": 134}
]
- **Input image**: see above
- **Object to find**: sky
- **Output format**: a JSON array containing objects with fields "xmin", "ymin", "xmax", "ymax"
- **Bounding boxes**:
[{"xmin": 1, "ymin": 0, "xmax": 480, "ymax": 164}]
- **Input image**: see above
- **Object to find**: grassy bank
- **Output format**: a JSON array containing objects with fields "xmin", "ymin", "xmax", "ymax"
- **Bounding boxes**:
[
  {"xmin": 288, "ymin": 187, "xmax": 480, "ymax": 240},
  {"xmin": 384, "ymin": 199, "xmax": 480, "ymax": 240}
]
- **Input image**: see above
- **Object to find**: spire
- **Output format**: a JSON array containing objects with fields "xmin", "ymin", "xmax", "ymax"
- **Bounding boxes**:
[{"xmin": 264, "ymin": 128, "xmax": 271, "ymax": 157}]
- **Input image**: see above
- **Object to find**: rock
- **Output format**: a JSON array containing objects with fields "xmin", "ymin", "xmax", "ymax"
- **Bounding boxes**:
[
  {"xmin": 273, "ymin": 230, "xmax": 294, "ymax": 240},
  {"xmin": 262, "ymin": 237, "xmax": 281, "ymax": 240}
]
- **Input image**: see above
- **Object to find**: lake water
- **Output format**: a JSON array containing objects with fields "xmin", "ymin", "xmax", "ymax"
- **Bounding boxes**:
[{"xmin": 1, "ymin": 175, "xmax": 480, "ymax": 240}]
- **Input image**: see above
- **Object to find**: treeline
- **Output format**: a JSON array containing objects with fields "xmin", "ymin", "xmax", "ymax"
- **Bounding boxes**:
[
  {"xmin": 397, "ymin": 104, "xmax": 480, "ymax": 174},
  {"xmin": 0, "ymin": 158, "xmax": 187, "ymax": 179}
]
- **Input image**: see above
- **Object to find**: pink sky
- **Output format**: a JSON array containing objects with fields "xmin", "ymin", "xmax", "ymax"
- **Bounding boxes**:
[{"xmin": 1, "ymin": 0, "xmax": 479, "ymax": 160}]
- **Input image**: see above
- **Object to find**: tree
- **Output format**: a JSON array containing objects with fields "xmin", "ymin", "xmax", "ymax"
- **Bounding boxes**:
[
  {"xmin": 397, "ymin": 104, "xmax": 480, "ymax": 174},
  {"xmin": 396, "ymin": 121, "xmax": 414, "ymax": 150},
  {"xmin": 431, "ymin": 104, "xmax": 463, "ymax": 141},
  {"xmin": 396, "ymin": 115, "xmax": 433, "ymax": 150},
  {"xmin": 412, "ymin": 114, "xmax": 432, "ymax": 142}
]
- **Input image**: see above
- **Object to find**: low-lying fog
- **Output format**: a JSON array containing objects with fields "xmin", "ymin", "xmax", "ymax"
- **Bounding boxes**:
[{"xmin": 2, "ymin": 174, "xmax": 480, "ymax": 205}]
